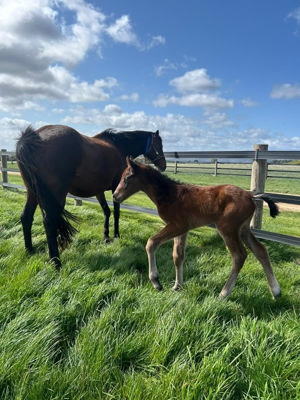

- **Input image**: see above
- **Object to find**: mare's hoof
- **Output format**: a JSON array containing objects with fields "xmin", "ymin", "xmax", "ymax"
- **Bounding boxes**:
[
  {"xmin": 26, "ymin": 247, "xmax": 35, "ymax": 255},
  {"xmin": 103, "ymin": 237, "xmax": 111, "ymax": 244},
  {"xmin": 50, "ymin": 257, "xmax": 61, "ymax": 271}
]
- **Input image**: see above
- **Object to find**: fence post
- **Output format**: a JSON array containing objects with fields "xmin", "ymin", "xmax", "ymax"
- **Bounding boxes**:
[
  {"xmin": 174, "ymin": 161, "xmax": 178, "ymax": 174},
  {"xmin": 74, "ymin": 198, "xmax": 82, "ymax": 206},
  {"xmin": 1, "ymin": 149, "xmax": 8, "ymax": 185},
  {"xmin": 213, "ymin": 159, "xmax": 218, "ymax": 176},
  {"xmin": 250, "ymin": 144, "xmax": 268, "ymax": 229}
]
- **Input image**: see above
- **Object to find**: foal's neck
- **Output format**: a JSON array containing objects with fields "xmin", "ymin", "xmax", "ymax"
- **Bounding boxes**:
[{"xmin": 141, "ymin": 167, "xmax": 177, "ymax": 206}]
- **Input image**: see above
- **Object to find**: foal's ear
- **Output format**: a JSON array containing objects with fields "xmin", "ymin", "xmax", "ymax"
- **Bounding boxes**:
[
  {"xmin": 126, "ymin": 156, "xmax": 137, "ymax": 171},
  {"xmin": 155, "ymin": 130, "xmax": 159, "ymax": 136}
]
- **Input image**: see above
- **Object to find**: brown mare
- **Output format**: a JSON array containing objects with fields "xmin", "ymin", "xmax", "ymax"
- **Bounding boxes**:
[
  {"xmin": 16, "ymin": 125, "xmax": 166, "ymax": 269},
  {"xmin": 113, "ymin": 158, "xmax": 281, "ymax": 299}
]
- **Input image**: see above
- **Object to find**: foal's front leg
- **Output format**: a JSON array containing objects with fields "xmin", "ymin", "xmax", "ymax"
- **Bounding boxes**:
[{"xmin": 146, "ymin": 225, "xmax": 188, "ymax": 290}]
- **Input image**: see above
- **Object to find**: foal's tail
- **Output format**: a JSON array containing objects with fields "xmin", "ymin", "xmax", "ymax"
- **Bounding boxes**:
[
  {"xmin": 253, "ymin": 193, "xmax": 279, "ymax": 218},
  {"xmin": 16, "ymin": 126, "xmax": 78, "ymax": 248}
]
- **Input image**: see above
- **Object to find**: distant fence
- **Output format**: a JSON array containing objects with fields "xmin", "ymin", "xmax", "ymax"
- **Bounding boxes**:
[
  {"xmin": 166, "ymin": 160, "xmax": 300, "ymax": 180},
  {"xmin": 1, "ymin": 145, "xmax": 300, "ymax": 247}
]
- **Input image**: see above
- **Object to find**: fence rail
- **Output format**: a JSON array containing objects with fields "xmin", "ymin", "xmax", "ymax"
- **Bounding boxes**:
[{"xmin": 1, "ymin": 147, "xmax": 300, "ymax": 247}]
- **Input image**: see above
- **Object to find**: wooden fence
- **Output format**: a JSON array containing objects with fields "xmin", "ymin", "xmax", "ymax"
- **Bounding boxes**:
[{"xmin": 1, "ymin": 145, "xmax": 300, "ymax": 247}]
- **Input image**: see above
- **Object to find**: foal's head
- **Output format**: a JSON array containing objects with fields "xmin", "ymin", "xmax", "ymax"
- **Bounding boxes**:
[
  {"xmin": 113, "ymin": 158, "xmax": 144, "ymax": 203},
  {"xmin": 145, "ymin": 130, "xmax": 166, "ymax": 172}
]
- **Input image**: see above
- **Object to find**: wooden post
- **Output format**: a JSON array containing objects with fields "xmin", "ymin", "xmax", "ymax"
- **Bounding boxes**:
[
  {"xmin": 250, "ymin": 144, "xmax": 268, "ymax": 229},
  {"xmin": 1, "ymin": 149, "xmax": 8, "ymax": 185},
  {"xmin": 213, "ymin": 159, "xmax": 218, "ymax": 176},
  {"xmin": 174, "ymin": 161, "xmax": 178, "ymax": 174}
]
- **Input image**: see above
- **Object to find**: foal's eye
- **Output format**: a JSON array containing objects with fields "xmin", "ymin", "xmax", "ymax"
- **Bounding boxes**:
[{"xmin": 124, "ymin": 175, "xmax": 133, "ymax": 184}]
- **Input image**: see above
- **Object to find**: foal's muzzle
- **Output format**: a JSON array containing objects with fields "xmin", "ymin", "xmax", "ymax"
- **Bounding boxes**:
[{"xmin": 112, "ymin": 193, "xmax": 121, "ymax": 203}]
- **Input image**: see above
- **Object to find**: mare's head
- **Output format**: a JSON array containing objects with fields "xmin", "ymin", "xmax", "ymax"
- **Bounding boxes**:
[
  {"xmin": 145, "ymin": 130, "xmax": 166, "ymax": 172},
  {"xmin": 113, "ymin": 157, "xmax": 144, "ymax": 203}
]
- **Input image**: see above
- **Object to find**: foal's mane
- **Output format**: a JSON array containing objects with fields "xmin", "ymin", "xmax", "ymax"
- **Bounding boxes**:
[{"xmin": 142, "ymin": 163, "xmax": 179, "ymax": 205}]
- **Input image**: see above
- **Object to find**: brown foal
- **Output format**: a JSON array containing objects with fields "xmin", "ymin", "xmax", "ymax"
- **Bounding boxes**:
[{"xmin": 113, "ymin": 158, "xmax": 281, "ymax": 299}]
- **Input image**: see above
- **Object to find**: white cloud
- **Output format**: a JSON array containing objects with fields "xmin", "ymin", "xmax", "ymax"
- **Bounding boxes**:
[
  {"xmin": 146, "ymin": 35, "xmax": 166, "ymax": 49},
  {"xmin": 154, "ymin": 68, "xmax": 233, "ymax": 110},
  {"xmin": 287, "ymin": 7, "xmax": 300, "ymax": 24},
  {"xmin": 0, "ymin": 66, "xmax": 118, "ymax": 111},
  {"xmin": 154, "ymin": 93, "xmax": 233, "ymax": 109},
  {"xmin": 170, "ymin": 69, "xmax": 221, "ymax": 93},
  {"xmin": 240, "ymin": 98, "xmax": 259, "ymax": 107},
  {"xmin": 270, "ymin": 83, "xmax": 300, "ymax": 99},
  {"xmin": 0, "ymin": 1, "xmax": 164, "ymax": 112},
  {"xmin": 59, "ymin": 104, "xmax": 296, "ymax": 151},
  {"xmin": 0, "ymin": 117, "xmax": 31, "ymax": 149},
  {"xmin": 154, "ymin": 59, "xmax": 178, "ymax": 77},
  {"xmin": 106, "ymin": 15, "xmax": 139, "ymax": 46},
  {"xmin": 119, "ymin": 93, "xmax": 139, "ymax": 102},
  {"xmin": 202, "ymin": 112, "xmax": 236, "ymax": 128}
]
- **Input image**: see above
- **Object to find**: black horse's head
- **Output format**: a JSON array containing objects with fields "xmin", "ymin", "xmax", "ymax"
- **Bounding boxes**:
[{"xmin": 144, "ymin": 130, "xmax": 166, "ymax": 171}]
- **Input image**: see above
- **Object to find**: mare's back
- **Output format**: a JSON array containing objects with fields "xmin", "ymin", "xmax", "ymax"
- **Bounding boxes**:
[{"xmin": 35, "ymin": 125, "xmax": 84, "ymax": 177}]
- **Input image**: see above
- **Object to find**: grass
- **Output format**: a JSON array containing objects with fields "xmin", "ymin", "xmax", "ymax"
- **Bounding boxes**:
[{"xmin": 0, "ymin": 187, "xmax": 299, "ymax": 400}]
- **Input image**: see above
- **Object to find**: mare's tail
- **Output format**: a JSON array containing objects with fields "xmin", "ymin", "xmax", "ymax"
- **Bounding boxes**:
[
  {"xmin": 16, "ymin": 126, "xmax": 78, "ymax": 248},
  {"xmin": 253, "ymin": 193, "xmax": 279, "ymax": 218}
]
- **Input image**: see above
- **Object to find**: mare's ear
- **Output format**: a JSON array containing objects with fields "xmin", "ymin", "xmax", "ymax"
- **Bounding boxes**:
[{"xmin": 155, "ymin": 130, "xmax": 159, "ymax": 136}]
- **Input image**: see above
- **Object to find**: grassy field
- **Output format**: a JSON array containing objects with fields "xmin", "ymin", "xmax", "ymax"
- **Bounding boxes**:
[{"xmin": 0, "ymin": 185, "xmax": 299, "ymax": 400}]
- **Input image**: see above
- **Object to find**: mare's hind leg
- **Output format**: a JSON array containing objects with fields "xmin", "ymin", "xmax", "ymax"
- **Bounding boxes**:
[
  {"xmin": 172, "ymin": 233, "xmax": 188, "ymax": 290},
  {"xmin": 43, "ymin": 215, "xmax": 61, "ymax": 270},
  {"xmin": 21, "ymin": 190, "xmax": 38, "ymax": 254},
  {"xmin": 96, "ymin": 193, "xmax": 111, "ymax": 242},
  {"xmin": 217, "ymin": 224, "xmax": 247, "ymax": 298},
  {"xmin": 241, "ymin": 224, "xmax": 281, "ymax": 298}
]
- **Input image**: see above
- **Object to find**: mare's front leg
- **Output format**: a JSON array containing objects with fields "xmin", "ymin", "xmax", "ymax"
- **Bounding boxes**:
[
  {"xmin": 21, "ymin": 190, "xmax": 38, "ymax": 254},
  {"xmin": 113, "ymin": 200, "xmax": 120, "ymax": 238},
  {"xmin": 96, "ymin": 193, "xmax": 111, "ymax": 242},
  {"xmin": 146, "ymin": 225, "xmax": 188, "ymax": 291}
]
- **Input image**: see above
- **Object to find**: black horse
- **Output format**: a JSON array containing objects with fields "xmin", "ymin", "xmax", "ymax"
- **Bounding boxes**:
[{"xmin": 16, "ymin": 125, "xmax": 166, "ymax": 268}]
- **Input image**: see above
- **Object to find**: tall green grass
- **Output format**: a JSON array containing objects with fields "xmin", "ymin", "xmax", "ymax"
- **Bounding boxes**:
[{"xmin": 0, "ymin": 188, "xmax": 299, "ymax": 399}]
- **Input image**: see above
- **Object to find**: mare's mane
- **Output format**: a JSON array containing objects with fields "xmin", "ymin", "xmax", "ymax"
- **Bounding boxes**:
[{"xmin": 95, "ymin": 129, "xmax": 149, "ymax": 146}]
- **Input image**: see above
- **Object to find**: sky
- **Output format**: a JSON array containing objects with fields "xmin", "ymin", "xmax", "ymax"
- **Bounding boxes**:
[{"xmin": 1, "ymin": 0, "xmax": 300, "ymax": 151}]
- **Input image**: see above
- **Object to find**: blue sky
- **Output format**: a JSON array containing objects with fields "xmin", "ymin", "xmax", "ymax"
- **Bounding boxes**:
[{"xmin": 1, "ymin": 0, "xmax": 300, "ymax": 151}]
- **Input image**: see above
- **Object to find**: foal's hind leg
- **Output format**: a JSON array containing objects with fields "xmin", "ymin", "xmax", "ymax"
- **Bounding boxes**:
[
  {"xmin": 21, "ymin": 190, "xmax": 38, "ymax": 254},
  {"xmin": 217, "ymin": 225, "xmax": 247, "ymax": 298},
  {"xmin": 96, "ymin": 193, "xmax": 111, "ymax": 242},
  {"xmin": 241, "ymin": 225, "xmax": 281, "ymax": 298},
  {"xmin": 172, "ymin": 233, "xmax": 188, "ymax": 290}
]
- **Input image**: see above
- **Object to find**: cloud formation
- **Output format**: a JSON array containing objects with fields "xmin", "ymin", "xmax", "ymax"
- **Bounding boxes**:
[
  {"xmin": 154, "ymin": 69, "xmax": 233, "ymax": 110},
  {"xmin": 271, "ymin": 83, "xmax": 300, "ymax": 99},
  {"xmin": 0, "ymin": 0, "xmax": 164, "ymax": 112}
]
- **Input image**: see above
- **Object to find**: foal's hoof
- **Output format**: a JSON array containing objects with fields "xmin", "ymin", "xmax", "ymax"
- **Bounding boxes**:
[
  {"xmin": 172, "ymin": 283, "xmax": 182, "ymax": 291},
  {"xmin": 272, "ymin": 289, "xmax": 282, "ymax": 299},
  {"xmin": 103, "ymin": 237, "xmax": 111, "ymax": 244},
  {"xmin": 151, "ymin": 279, "xmax": 163, "ymax": 291}
]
